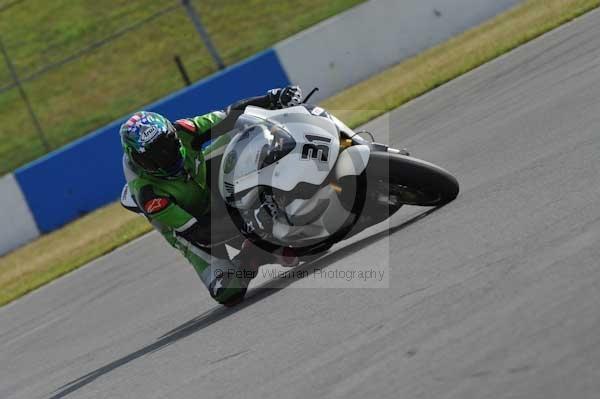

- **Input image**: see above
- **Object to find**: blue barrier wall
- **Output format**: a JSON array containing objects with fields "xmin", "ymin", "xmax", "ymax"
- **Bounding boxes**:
[{"xmin": 14, "ymin": 49, "xmax": 290, "ymax": 233}]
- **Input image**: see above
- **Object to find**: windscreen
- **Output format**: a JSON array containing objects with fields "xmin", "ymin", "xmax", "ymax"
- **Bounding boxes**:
[{"xmin": 223, "ymin": 120, "xmax": 296, "ymax": 179}]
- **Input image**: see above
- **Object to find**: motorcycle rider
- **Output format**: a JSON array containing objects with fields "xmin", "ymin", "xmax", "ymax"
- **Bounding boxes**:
[{"xmin": 119, "ymin": 86, "xmax": 302, "ymax": 306}]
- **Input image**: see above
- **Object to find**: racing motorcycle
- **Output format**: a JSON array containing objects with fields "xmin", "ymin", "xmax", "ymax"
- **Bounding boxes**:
[
  {"xmin": 214, "ymin": 97, "xmax": 459, "ymax": 257},
  {"xmin": 122, "ymin": 93, "xmax": 459, "ymax": 258}
]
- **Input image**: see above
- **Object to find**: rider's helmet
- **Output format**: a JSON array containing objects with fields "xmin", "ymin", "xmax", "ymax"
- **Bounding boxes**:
[{"xmin": 119, "ymin": 111, "xmax": 184, "ymax": 178}]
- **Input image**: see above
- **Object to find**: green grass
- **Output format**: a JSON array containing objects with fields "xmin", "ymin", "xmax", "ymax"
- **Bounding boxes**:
[
  {"xmin": 0, "ymin": 0, "xmax": 364, "ymax": 175},
  {"xmin": 0, "ymin": 202, "xmax": 152, "ymax": 306},
  {"xmin": 1, "ymin": 0, "xmax": 599, "ymax": 307}
]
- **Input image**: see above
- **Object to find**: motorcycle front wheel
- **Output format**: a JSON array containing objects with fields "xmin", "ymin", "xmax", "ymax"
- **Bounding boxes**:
[{"xmin": 365, "ymin": 151, "xmax": 459, "ymax": 208}]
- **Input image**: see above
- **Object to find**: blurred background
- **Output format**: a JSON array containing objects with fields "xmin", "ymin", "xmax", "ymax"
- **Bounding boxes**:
[{"xmin": 0, "ymin": 0, "xmax": 363, "ymax": 176}]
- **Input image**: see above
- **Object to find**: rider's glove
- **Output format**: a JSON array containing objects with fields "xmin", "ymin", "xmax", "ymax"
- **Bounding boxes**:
[{"xmin": 268, "ymin": 86, "xmax": 302, "ymax": 109}]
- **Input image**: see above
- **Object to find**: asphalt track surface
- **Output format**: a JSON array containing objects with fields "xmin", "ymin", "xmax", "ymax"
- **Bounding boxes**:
[{"xmin": 3, "ymin": 10, "xmax": 600, "ymax": 399}]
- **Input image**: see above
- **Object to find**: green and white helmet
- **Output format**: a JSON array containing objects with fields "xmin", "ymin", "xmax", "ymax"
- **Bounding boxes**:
[{"xmin": 119, "ymin": 111, "xmax": 184, "ymax": 178}]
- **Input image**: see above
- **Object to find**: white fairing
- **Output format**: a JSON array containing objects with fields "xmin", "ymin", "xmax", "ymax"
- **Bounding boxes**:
[
  {"xmin": 334, "ymin": 145, "xmax": 370, "ymax": 179},
  {"xmin": 218, "ymin": 105, "xmax": 379, "ymax": 246},
  {"xmin": 219, "ymin": 106, "xmax": 340, "ymax": 209}
]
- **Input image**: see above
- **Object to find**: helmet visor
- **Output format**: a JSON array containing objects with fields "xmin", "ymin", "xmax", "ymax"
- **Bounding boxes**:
[{"xmin": 132, "ymin": 132, "xmax": 183, "ymax": 175}]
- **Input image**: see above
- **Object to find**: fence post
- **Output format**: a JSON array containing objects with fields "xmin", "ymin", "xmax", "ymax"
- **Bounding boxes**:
[
  {"xmin": 174, "ymin": 55, "xmax": 192, "ymax": 86},
  {"xmin": 181, "ymin": 0, "xmax": 225, "ymax": 70},
  {"xmin": 0, "ymin": 36, "xmax": 50, "ymax": 151}
]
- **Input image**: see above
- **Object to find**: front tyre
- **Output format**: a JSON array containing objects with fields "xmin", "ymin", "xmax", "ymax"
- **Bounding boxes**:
[{"xmin": 365, "ymin": 152, "xmax": 459, "ymax": 208}]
